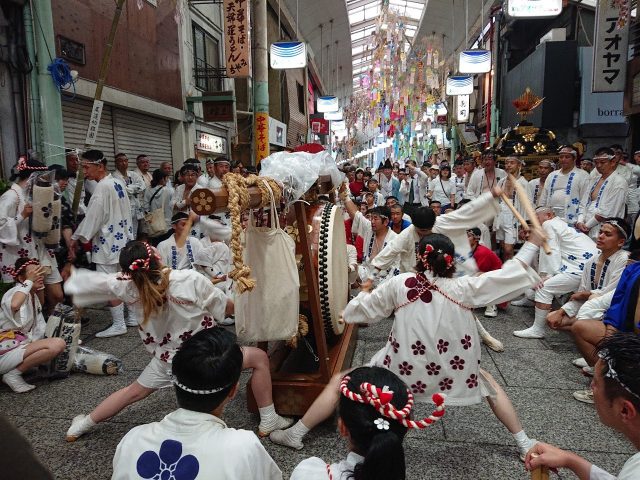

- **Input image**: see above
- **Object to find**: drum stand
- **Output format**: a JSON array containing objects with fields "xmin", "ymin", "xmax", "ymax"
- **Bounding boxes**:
[{"xmin": 191, "ymin": 179, "xmax": 358, "ymax": 416}]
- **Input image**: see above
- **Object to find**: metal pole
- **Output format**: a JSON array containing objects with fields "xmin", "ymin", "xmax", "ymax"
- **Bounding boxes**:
[
  {"xmin": 31, "ymin": 0, "xmax": 65, "ymax": 166},
  {"xmin": 253, "ymin": 0, "xmax": 269, "ymax": 162}
]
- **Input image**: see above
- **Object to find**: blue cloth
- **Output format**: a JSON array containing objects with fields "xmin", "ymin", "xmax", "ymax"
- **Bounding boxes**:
[
  {"xmin": 603, "ymin": 262, "xmax": 640, "ymax": 332},
  {"xmin": 389, "ymin": 219, "xmax": 411, "ymax": 232},
  {"xmin": 391, "ymin": 177, "xmax": 401, "ymax": 199}
]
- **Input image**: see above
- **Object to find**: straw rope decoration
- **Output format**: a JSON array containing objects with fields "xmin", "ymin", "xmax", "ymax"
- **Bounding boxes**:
[
  {"xmin": 220, "ymin": 173, "xmax": 282, "ymax": 293},
  {"xmin": 339, "ymin": 375, "xmax": 446, "ymax": 429}
]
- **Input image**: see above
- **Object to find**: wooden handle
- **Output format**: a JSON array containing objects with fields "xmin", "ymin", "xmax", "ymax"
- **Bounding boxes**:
[
  {"xmin": 500, "ymin": 193, "xmax": 529, "ymax": 230},
  {"xmin": 529, "ymin": 453, "xmax": 550, "ymax": 480},
  {"xmin": 508, "ymin": 174, "xmax": 552, "ymax": 255}
]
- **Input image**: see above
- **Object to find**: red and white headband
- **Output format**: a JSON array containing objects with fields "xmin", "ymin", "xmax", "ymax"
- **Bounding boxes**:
[
  {"xmin": 339, "ymin": 375, "xmax": 446, "ymax": 429},
  {"xmin": 11, "ymin": 258, "xmax": 40, "ymax": 280},
  {"xmin": 127, "ymin": 243, "xmax": 160, "ymax": 273}
]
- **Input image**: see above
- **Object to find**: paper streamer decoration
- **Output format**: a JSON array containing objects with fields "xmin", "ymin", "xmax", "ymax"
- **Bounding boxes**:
[{"xmin": 32, "ymin": 185, "xmax": 54, "ymax": 236}]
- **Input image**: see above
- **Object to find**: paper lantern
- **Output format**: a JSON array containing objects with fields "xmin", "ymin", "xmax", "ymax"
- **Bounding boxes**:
[
  {"xmin": 270, "ymin": 41, "xmax": 307, "ymax": 69},
  {"xmin": 459, "ymin": 50, "xmax": 491, "ymax": 74}
]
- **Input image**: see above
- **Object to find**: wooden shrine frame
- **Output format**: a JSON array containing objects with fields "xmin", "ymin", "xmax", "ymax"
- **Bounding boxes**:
[{"xmin": 191, "ymin": 176, "xmax": 358, "ymax": 416}]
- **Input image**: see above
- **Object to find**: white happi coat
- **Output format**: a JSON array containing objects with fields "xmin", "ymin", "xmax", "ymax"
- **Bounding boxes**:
[
  {"xmin": 579, "ymin": 172, "xmax": 628, "ymax": 239},
  {"xmin": 493, "ymin": 175, "xmax": 529, "ymax": 233},
  {"xmin": 399, "ymin": 172, "xmax": 429, "ymax": 206},
  {"xmin": 372, "ymin": 192, "xmax": 500, "ymax": 275},
  {"xmin": 539, "ymin": 216, "xmax": 598, "ymax": 277},
  {"xmin": 0, "ymin": 284, "xmax": 45, "ymax": 342},
  {"xmin": 352, "ymin": 211, "xmax": 397, "ymax": 265},
  {"xmin": 112, "ymin": 409, "xmax": 282, "ymax": 480},
  {"xmin": 0, "ymin": 184, "xmax": 57, "ymax": 281},
  {"xmin": 561, "ymin": 249, "xmax": 628, "ymax": 318},
  {"xmin": 291, "ymin": 452, "xmax": 364, "ymax": 480},
  {"xmin": 616, "ymin": 163, "xmax": 640, "ymax": 215},
  {"xmin": 540, "ymin": 167, "xmax": 590, "ymax": 226},
  {"xmin": 528, "ymin": 177, "xmax": 548, "ymax": 207},
  {"xmin": 452, "ymin": 174, "xmax": 466, "ymax": 204},
  {"xmin": 157, "ymin": 235, "xmax": 203, "ymax": 270},
  {"xmin": 113, "ymin": 169, "xmax": 146, "ymax": 222},
  {"xmin": 343, "ymin": 261, "xmax": 539, "ymax": 405},
  {"xmin": 72, "ymin": 175, "xmax": 133, "ymax": 265},
  {"xmin": 464, "ymin": 167, "xmax": 506, "ymax": 199},
  {"xmin": 65, "ymin": 269, "xmax": 227, "ymax": 364}
]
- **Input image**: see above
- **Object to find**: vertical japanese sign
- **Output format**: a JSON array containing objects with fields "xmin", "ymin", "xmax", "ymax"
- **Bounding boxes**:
[
  {"xmin": 456, "ymin": 95, "xmax": 470, "ymax": 123},
  {"xmin": 255, "ymin": 112, "xmax": 269, "ymax": 163},
  {"xmin": 223, "ymin": 0, "xmax": 251, "ymax": 77},
  {"xmin": 593, "ymin": 0, "xmax": 631, "ymax": 92},
  {"xmin": 84, "ymin": 100, "xmax": 104, "ymax": 145}
]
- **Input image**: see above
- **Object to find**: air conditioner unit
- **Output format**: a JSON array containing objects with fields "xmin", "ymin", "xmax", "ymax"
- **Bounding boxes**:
[{"xmin": 539, "ymin": 28, "xmax": 567, "ymax": 45}]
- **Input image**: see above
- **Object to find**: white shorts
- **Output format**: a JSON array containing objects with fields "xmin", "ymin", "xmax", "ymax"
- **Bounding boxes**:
[
  {"xmin": 535, "ymin": 272, "xmax": 581, "ymax": 304},
  {"xmin": 137, "ymin": 356, "xmax": 173, "ymax": 390},
  {"xmin": 45, "ymin": 266, "xmax": 62, "ymax": 285},
  {"xmin": 95, "ymin": 263, "xmax": 120, "ymax": 274},
  {"xmin": 0, "ymin": 345, "xmax": 26, "ymax": 375},
  {"xmin": 495, "ymin": 224, "xmax": 517, "ymax": 244}
]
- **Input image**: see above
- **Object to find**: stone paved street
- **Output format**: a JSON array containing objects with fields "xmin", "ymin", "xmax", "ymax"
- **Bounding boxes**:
[{"xmin": 2, "ymin": 305, "xmax": 635, "ymax": 479}]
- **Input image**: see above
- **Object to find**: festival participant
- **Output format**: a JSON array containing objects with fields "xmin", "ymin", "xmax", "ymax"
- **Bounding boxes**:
[
  {"xmin": 539, "ymin": 145, "xmax": 590, "ymax": 227},
  {"xmin": 611, "ymin": 146, "xmax": 640, "ymax": 226},
  {"xmin": 160, "ymin": 161, "xmax": 174, "ymax": 197},
  {"xmin": 429, "ymin": 200, "xmax": 442, "ymax": 216},
  {"xmin": 113, "ymin": 153, "xmax": 146, "ymax": 239},
  {"xmin": 198, "ymin": 156, "xmax": 230, "ymax": 190},
  {"xmin": 70, "ymin": 150, "xmax": 134, "ymax": 338},
  {"xmin": 142, "ymin": 169, "xmax": 173, "ymax": 243},
  {"xmin": 111, "ymin": 328, "xmax": 283, "ymax": 480},
  {"xmin": 172, "ymin": 164, "xmax": 199, "ymax": 215},
  {"xmin": 576, "ymin": 147, "xmax": 628, "ymax": 239},
  {"xmin": 134, "ymin": 155, "xmax": 153, "ymax": 188},
  {"xmin": 366, "ymin": 178, "xmax": 385, "ymax": 207},
  {"xmin": 272, "ymin": 232, "xmax": 545, "ymax": 460},
  {"xmin": 580, "ymin": 157, "xmax": 594, "ymax": 174},
  {"xmin": 546, "ymin": 218, "xmax": 628, "ymax": 333},
  {"xmin": 289, "ymin": 366, "xmax": 444, "ymax": 480},
  {"xmin": 528, "ymin": 159, "xmax": 554, "ymax": 207},
  {"xmin": 428, "ymin": 164, "xmax": 455, "ymax": 211},
  {"xmin": 375, "ymin": 159, "xmax": 400, "ymax": 199},
  {"xmin": 0, "ymin": 157, "xmax": 64, "ymax": 311},
  {"xmin": 0, "ymin": 259, "xmax": 65, "ymax": 393},
  {"xmin": 525, "ymin": 333, "xmax": 640, "ymax": 479},
  {"xmin": 494, "ymin": 157, "xmax": 529, "ymax": 261},
  {"xmin": 64, "ymin": 241, "xmax": 292, "ymax": 442},
  {"xmin": 467, "ymin": 228, "xmax": 505, "ymax": 319},
  {"xmin": 465, "ymin": 149, "xmax": 505, "ymax": 199},
  {"xmin": 513, "ymin": 207, "xmax": 598, "ymax": 339},
  {"xmin": 64, "ymin": 149, "xmax": 87, "ymax": 216},
  {"xmin": 157, "ymin": 213, "xmax": 204, "ymax": 270},
  {"xmin": 461, "ymin": 157, "xmax": 476, "ymax": 198},
  {"xmin": 452, "ymin": 160, "xmax": 466, "ymax": 205}
]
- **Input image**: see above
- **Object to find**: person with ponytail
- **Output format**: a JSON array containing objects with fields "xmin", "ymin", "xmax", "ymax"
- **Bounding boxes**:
[
  {"xmin": 64, "ymin": 240, "xmax": 292, "ymax": 441},
  {"xmin": 290, "ymin": 367, "xmax": 445, "ymax": 480},
  {"xmin": 273, "ymin": 229, "xmax": 547, "ymax": 461}
]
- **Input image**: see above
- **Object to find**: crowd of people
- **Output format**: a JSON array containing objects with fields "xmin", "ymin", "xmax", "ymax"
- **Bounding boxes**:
[{"xmin": 1, "ymin": 144, "xmax": 640, "ymax": 479}]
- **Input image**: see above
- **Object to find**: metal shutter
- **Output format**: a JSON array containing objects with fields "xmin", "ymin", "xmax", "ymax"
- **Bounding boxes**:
[
  {"xmin": 62, "ymin": 98, "xmax": 116, "ymax": 159},
  {"xmin": 113, "ymin": 108, "xmax": 172, "ymax": 171}
]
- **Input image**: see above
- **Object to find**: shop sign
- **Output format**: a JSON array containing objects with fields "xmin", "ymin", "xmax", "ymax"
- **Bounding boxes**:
[
  {"xmin": 579, "ymin": 47, "xmax": 625, "ymax": 124},
  {"xmin": 506, "ymin": 0, "xmax": 562, "ymax": 18},
  {"xmin": 270, "ymin": 41, "xmax": 307, "ymax": 69},
  {"xmin": 446, "ymin": 76, "xmax": 473, "ymax": 96},
  {"xmin": 84, "ymin": 100, "xmax": 104, "ymax": 145},
  {"xmin": 593, "ymin": 0, "xmax": 631, "ymax": 93},
  {"xmin": 223, "ymin": 0, "xmax": 251, "ymax": 77},
  {"xmin": 317, "ymin": 96, "xmax": 339, "ymax": 113},
  {"xmin": 197, "ymin": 132, "xmax": 227, "ymax": 154},
  {"xmin": 456, "ymin": 95, "xmax": 470, "ymax": 123},
  {"xmin": 255, "ymin": 112, "xmax": 270, "ymax": 162},
  {"xmin": 311, "ymin": 118, "xmax": 329, "ymax": 135},
  {"xmin": 324, "ymin": 108, "xmax": 343, "ymax": 121},
  {"xmin": 459, "ymin": 50, "xmax": 491, "ymax": 74},
  {"xmin": 268, "ymin": 117, "xmax": 287, "ymax": 147},
  {"xmin": 202, "ymin": 92, "xmax": 235, "ymax": 123}
]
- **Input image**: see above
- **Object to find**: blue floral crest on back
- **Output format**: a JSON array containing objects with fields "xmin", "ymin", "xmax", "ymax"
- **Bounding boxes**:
[{"xmin": 136, "ymin": 439, "xmax": 199, "ymax": 480}]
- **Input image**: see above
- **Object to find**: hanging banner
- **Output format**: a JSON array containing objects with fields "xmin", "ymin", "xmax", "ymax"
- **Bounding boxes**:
[
  {"xmin": 456, "ymin": 95, "xmax": 470, "ymax": 123},
  {"xmin": 317, "ymin": 96, "xmax": 339, "ymax": 113},
  {"xmin": 459, "ymin": 50, "xmax": 492, "ymax": 74},
  {"xmin": 255, "ymin": 112, "xmax": 269, "ymax": 163},
  {"xmin": 593, "ymin": 0, "xmax": 631, "ymax": 92},
  {"xmin": 84, "ymin": 100, "xmax": 104, "ymax": 145},
  {"xmin": 223, "ymin": 0, "xmax": 251, "ymax": 77},
  {"xmin": 506, "ymin": 0, "xmax": 562, "ymax": 18},
  {"xmin": 270, "ymin": 41, "xmax": 307, "ymax": 69},
  {"xmin": 446, "ymin": 76, "xmax": 473, "ymax": 96}
]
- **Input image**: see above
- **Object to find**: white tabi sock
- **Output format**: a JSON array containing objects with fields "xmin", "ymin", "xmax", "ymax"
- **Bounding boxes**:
[
  {"xmin": 269, "ymin": 419, "xmax": 309, "ymax": 450},
  {"xmin": 257, "ymin": 404, "xmax": 294, "ymax": 436}
]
